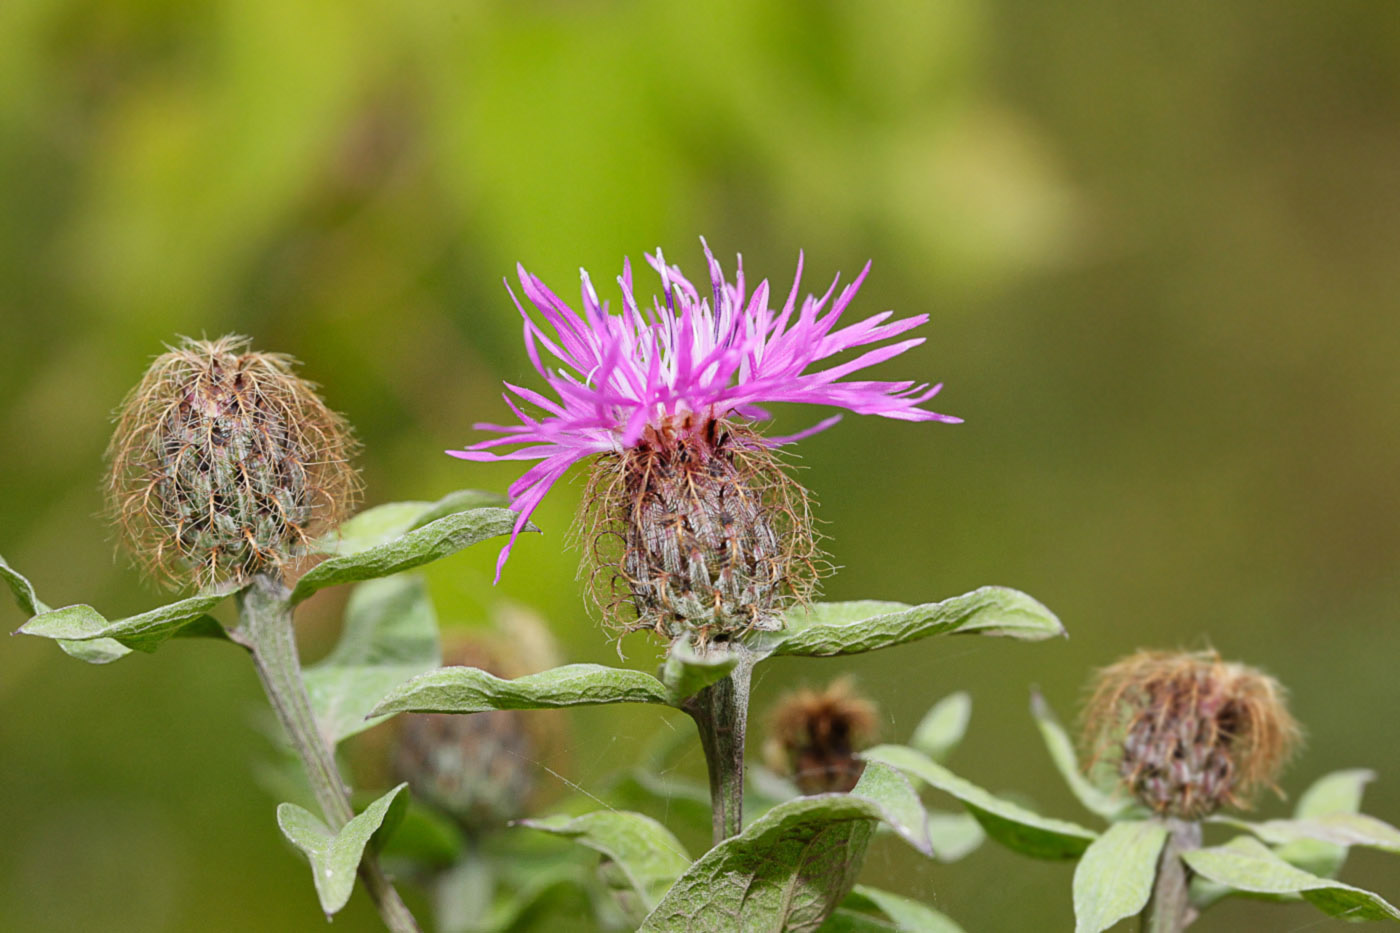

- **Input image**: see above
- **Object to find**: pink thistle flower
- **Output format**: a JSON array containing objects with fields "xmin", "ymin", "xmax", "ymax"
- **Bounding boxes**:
[{"xmin": 452, "ymin": 240, "xmax": 960, "ymax": 599}]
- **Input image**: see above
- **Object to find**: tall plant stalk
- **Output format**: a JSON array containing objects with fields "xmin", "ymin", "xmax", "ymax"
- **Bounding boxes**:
[
  {"xmin": 684, "ymin": 650, "xmax": 755, "ymax": 845},
  {"xmin": 237, "ymin": 575, "xmax": 421, "ymax": 933},
  {"xmin": 1144, "ymin": 820, "xmax": 1201, "ymax": 933}
]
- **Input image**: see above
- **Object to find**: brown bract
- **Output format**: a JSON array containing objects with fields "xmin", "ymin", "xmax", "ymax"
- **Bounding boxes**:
[
  {"xmin": 105, "ymin": 335, "xmax": 360, "ymax": 589},
  {"xmin": 1080, "ymin": 650, "xmax": 1302, "ymax": 820},
  {"xmin": 763, "ymin": 676, "xmax": 879, "ymax": 795},
  {"xmin": 576, "ymin": 416, "xmax": 825, "ymax": 649}
]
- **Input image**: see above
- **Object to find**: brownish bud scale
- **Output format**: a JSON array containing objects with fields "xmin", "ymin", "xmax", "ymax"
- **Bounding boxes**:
[
  {"xmin": 763, "ymin": 676, "xmax": 878, "ymax": 795},
  {"xmin": 391, "ymin": 637, "xmax": 544, "ymax": 835},
  {"xmin": 579, "ymin": 416, "xmax": 822, "ymax": 647},
  {"xmin": 105, "ymin": 335, "xmax": 360, "ymax": 588},
  {"xmin": 1080, "ymin": 650, "xmax": 1302, "ymax": 820}
]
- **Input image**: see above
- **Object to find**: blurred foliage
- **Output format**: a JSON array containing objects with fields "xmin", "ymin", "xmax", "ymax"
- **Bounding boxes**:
[{"xmin": 2, "ymin": 1, "xmax": 1398, "ymax": 930}]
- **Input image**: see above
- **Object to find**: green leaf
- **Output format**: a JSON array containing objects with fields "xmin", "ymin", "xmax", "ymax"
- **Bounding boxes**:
[
  {"xmin": 864, "ymin": 744, "xmax": 1098, "ymax": 859},
  {"xmin": 2, "ymin": 554, "xmax": 134, "ymax": 662},
  {"xmin": 276, "ymin": 783, "xmax": 409, "ymax": 916},
  {"xmin": 519, "ymin": 811, "xmax": 691, "ymax": 913},
  {"xmin": 290, "ymin": 507, "xmax": 525, "ymax": 604},
  {"xmin": 1217, "ymin": 813, "xmax": 1400, "ymax": 857},
  {"xmin": 303, "ymin": 575, "xmax": 441, "ymax": 744},
  {"xmin": 661, "ymin": 640, "xmax": 739, "ymax": 706},
  {"xmin": 841, "ymin": 886, "xmax": 967, "ymax": 933},
  {"xmin": 1030, "ymin": 690, "xmax": 1137, "ymax": 822},
  {"xmin": 1183, "ymin": 835, "xmax": 1400, "ymax": 921},
  {"xmin": 761, "ymin": 586, "xmax": 1064, "ymax": 659},
  {"xmin": 1276, "ymin": 769, "xmax": 1377, "ymax": 877},
  {"xmin": 18, "ymin": 588, "xmax": 235, "ymax": 653},
  {"xmin": 926, "ymin": 810, "xmax": 986, "ymax": 862},
  {"xmin": 369, "ymin": 663, "xmax": 670, "ymax": 717},
  {"xmin": 909, "ymin": 691, "xmax": 972, "ymax": 763},
  {"xmin": 316, "ymin": 490, "xmax": 508, "ymax": 557},
  {"xmin": 1072, "ymin": 820, "xmax": 1168, "ymax": 933},
  {"xmin": 639, "ymin": 762, "xmax": 931, "ymax": 933}
]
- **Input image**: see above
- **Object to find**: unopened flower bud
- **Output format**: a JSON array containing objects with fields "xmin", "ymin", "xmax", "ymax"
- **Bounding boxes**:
[
  {"xmin": 392, "ymin": 639, "xmax": 539, "ymax": 834},
  {"xmin": 1080, "ymin": 650, "xmax": 1301, "ymax": 820},
  {"xmin": 763, "ymin": 676, "xmax": 878, "ymax": 795},
  {"xmin": 105, "ymin": 336, "xmax": 359, "ymax": 588},
  {"xmin": 582, "ymin": 416, "xmax": 820, "ymax": 647}
]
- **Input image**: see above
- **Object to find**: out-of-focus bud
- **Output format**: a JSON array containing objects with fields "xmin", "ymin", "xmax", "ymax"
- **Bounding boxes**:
[
  {"xmin": 105, "ymin": 335, "xmax": 359, "ymax": 588},
  {"xmin": 1081, "ymin": 650, "xmax": 1301, "ymax": 820},
  {"xmin": 762, "ymin": 676, "xmax": 879, "ymax": 795}
]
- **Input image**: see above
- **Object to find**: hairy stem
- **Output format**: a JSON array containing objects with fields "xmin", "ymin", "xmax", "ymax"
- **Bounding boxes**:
[
  {"xmin": 1144, "ymin": 819, "xmax": 1202, "ymax": 933},
  {"xmin": 685, "ymin": 650, "xmax": 754, "ymax": 846},
  {"xmin": 238, "ymin": 575, "xmax": 421, "ymax": 933}
]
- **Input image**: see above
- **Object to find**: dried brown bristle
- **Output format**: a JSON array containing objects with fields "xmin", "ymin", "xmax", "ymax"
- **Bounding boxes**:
[
  {"xmin": 763, "ymin": 676, "xmax": 879, "ymax": 795},
  {"xmin": 104, "ymin": 335, "xmax": 360, "ymax": 588},
  {"xmin": 1080, "ymin": 650, "xmax": 1301, "ymax": 819},
  {"xmin": 575, "ymin": 415, "xmax": 826, "ymax": 648}
]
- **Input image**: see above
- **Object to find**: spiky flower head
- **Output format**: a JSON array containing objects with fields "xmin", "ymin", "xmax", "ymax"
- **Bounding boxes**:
[
  {"xmin": 1080, "ymin": 650, "xmax": 1301, "ymax": 820},
  {"xmin": 763, "ymin": 676, "xmax": 879, "ymax": 795},
  {"xmin": 453, "ymin": 241, "xmax": 958, "ymax": 645},
  {"xmin": 391, "ymin": 637, "xmax": 541, "ymax": 834},
  {"xmin": 105, "ymin": 336, "xmax": 360, "ymax": 588}
]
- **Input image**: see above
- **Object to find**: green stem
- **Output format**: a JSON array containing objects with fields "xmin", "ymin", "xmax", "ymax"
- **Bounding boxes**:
[
  {"xmin": 684, "ymin": 650, "xmax": 754, "ymax": 846},
  {"xmin": 238, "ymin": 575, "xmax": 421, "ymax": 933},
  {"xmin": 1144, "ymin": 819, "xmax": 1202, "ymax": 933}
]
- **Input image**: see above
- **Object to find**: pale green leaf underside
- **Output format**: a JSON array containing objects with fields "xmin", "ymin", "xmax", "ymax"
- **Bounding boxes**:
[
  {"xmin": 909, "ymin": 691, "xmax": 972, "ymax": 764},
  {"xmin": 18, "ymin": 587, "xmax": 235, "ymax": 655},
  {"xmin": 639, "ymin": 762, "xmax": 929, "ymax": 933},
  {"xmin": 1, "ymin": 553, "xmax": 47, "ymax": 616},
  {"xmin": 518, "ymin": 811, "xmax": 691, "ymax": 912},
  {"xmin": 1183, "ymin": 836, "xmax": 1400, "ymax": 921},
  {"xmin": 291, "ymin": 506, "xmax": 524, "ymax": 604},
  {"xmin": 926, "ymin": 810, "xmax": 986, "ymax": 862},
  {"xmin": 277, "ymin": 783, "xmax": 409, "ymax": 916},
  {"xmin": 661, "ymin": 639, "xmax": 739, "ymax": 705},
  {"xmin": 764, "ymin": 586, "xmax": 1064, "ymax": 658},
  {"xmin": 303, "ymin": 575, "xmax": 442, "ymax": 744},
  {"xmin": 1216, "ymin": 813, "xmax": 1400, "ymax": 857},
  {"xmin": 1072, "ymin": 820, "xmax": 1168, "ymax": 933},
  {"xmin": 1030, "ymin": 690, "xmax": 1138, "ymax": 822},
  {"xmin": 316, "ymin": 490, "xmax": 507, "ymax": 556},
  {"xmin": 0, "ymin": 556, "xmax": 131, "ymax": 662},
  {"xmin": 843, "ymin": 885, "xmax": 967, "ymax": 933},
  {"xmin": 864, "ymin": 744, "xmax": 1098, "ymax": 859},
  {"xmin": 1275, "ymin": 769, "xmax": 1377, "ymax": 877},
  {"xmin": 370, "ymin": 663, "xmax": 670, "ymax": 717}
]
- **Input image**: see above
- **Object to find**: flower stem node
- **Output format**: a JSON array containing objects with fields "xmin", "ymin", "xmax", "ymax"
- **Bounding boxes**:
[
  {"xmin": 106, "ymin": 335, "xmax": 360, "ymax": 588},
  {"xmin": 1081, "ymin": 650, "xmax": 1301, "ymax": 821}
]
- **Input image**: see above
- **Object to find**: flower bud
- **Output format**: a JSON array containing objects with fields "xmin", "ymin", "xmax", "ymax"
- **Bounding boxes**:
[
  {"xmin": 581, "ymin": 416, "xmax": 820, "ymax": 647},
  {"xmin": 1080, "ymin": 650, "xmax": 1301, "ymax": 820},
  {"xmin": 105, "ymin": 336, "xmax": 359, "ymax": 588},
  {"xmin": 763, "ymin": 676, "xmax": 878, "ymax": 795},
  {"xmin": 391, "ymin": 637, "xmax": 542, "ymax": 834}
]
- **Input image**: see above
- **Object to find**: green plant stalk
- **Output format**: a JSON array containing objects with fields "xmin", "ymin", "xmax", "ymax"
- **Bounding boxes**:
[
  {"xmin": 238, "ymin": 575, "xmax": 421, "ymax": 933},
  {"xmin": 684, "ymin": 649, "xmax": 755, "ymax": 845},
  {"xmin": 1144, "ymin": 819, "xmax": 1201, "ymax": 933}
]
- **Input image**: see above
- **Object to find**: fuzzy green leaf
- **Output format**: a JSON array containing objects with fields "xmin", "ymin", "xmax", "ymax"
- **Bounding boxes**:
[
  {"xmin": 277, "ymin": 783, "xmax": 409, "ymax": 916},
  {"xmin": 1072, "ymin": 820, "xmax": 1169, "ymax": 933},
  {"xmin": 409, "ymin": 489, "xmax": 507, "ymax": 530},
  {"xmin": 1217, "ymin": 813, "xmax": 1400, "ymax": 857},
  {"xmin": 290, "ymin": 507, "xmax": 524, "ymax": 604},
  {"xmin": 763, "ymin": 586, "xmax": 1064, "ymax": 659},
  {"xmin": 909, "ymin": 691, "xmax": 972, "ymax": 764},
  {"xmin": 839, "ymin": 886, "xmax": 967, "ymax": 933},
  {"xmin": 370, "ymin": 663, "xmax": 671, "ymax": 717},
  {"xmin": 303, "ymin": 576, "xmax": 442, "ymax": 744},
  {"xmin": 3, "ymin": 555, "xmax": 134, "ymax": 662},
  {"xmin": 317, "ymin": 490, "xmax": 507, "ymax": 556},
  {"xmin": 661, "ymin": 640, "xmax": 739, "ymax": 705},
  {"xmin": 18, "ymin": 588, "xmax": 235, "ymax": 653},
  {"xmin": 1030, "ymin": 690, "xmax": 1137, "ymax": 822},
  {"xmin": 519, "ymin": 811, "xmax": 691, "ymax": 913},
  {"xmin": 639, "ymin": 762, "xmax": 931, "ymax": 933},
  {"xmin": 1184, "ymin": 835, "xmax": 1400, "ymax": 921},
  {"xmin": 926, "ymin": 810, "xmax": 986, "ymax": 862},
  {"xmin": 1274, "ymin": 769, "xmax": 1377, "ymax": 877},
  {"xmin": 864, "ymin": 744, "xmax": 1098, "ymax": 859}
]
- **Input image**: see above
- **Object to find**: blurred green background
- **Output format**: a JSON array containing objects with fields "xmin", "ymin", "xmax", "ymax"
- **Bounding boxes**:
[{"xmin": 3, "ymin": 1, "xmax": 1398, "ymax": 930}]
